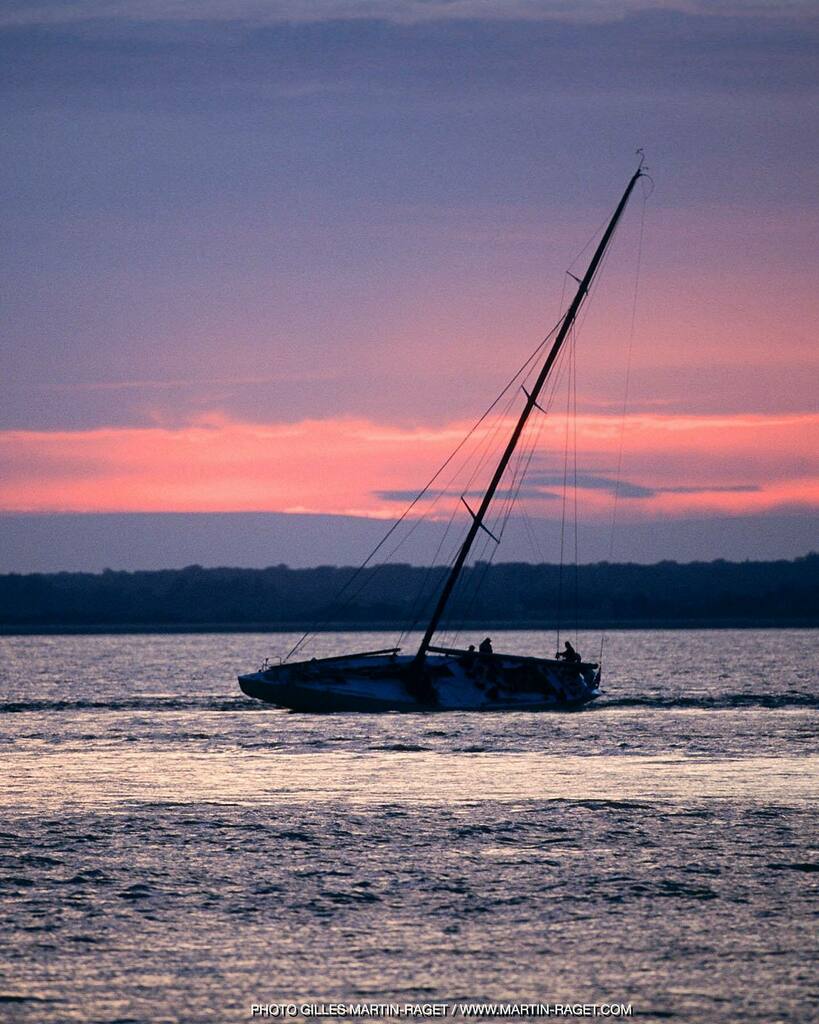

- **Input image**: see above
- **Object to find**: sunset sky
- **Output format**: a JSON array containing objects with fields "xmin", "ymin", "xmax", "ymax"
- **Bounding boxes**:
[{"xmin": 1, "ymin": 1, "xmax": 817, "ymax": 569}]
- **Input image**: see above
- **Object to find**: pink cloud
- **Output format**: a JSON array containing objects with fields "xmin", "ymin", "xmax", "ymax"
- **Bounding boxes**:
[{"xmin": 1, "ymin": 410, "xmax": 816, "ymax": 519}]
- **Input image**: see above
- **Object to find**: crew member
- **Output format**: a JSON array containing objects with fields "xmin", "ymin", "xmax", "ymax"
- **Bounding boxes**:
[{"xmin": 557, "ymin": 640, "xmax": 581, "ymax": 663}]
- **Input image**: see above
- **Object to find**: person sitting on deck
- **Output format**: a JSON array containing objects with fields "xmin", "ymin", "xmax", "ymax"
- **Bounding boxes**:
[
  {"xmin": 479, "ymin": 637, "xmax": 494, "ymax": 655},
  {"xmin": 556, "ymin": 640, "xmax": 581, "ymax": 663}
]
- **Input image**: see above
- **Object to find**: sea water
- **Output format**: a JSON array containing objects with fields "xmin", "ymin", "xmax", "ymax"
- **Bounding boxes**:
[{"xmin": 1, "ymin": 629, "xmax": 816, "ymax": 1023}]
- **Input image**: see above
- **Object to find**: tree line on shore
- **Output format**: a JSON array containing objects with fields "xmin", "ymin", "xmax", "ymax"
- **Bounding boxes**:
[{"xmin": 0, "ymin": 555, "xmax": 816, "ymax": 628}]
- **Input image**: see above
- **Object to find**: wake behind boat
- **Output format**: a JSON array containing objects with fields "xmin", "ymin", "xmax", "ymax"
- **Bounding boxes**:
[{"xmin": 239, "ymin": 160, "xmax": 648, "ymax": 712}]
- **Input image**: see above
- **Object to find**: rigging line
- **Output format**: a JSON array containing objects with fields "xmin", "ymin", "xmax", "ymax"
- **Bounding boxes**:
[
  {"xmin": 495, "ymin": 341, "xmax": 575, "ymax": 632},
  {"xmin": 445, "ymin": 505, "xmax": 495, "ymax": 647},
  {"xmin": 449, "ymin": 412, "xmax": 543, "ymax": 642},
  {"xmin": 493, "ymin": 445, "xmax": 538, "ymax": 553},
  {"xmin": 378, "ymin": 324, "xmax": 556, "ymax": 555},
  {"xmin": 415, "ymin": 203, "xmax": 626, "ymax": 655},
  {"xmin": 451, "ymin": 407, "xmax": 548, "ymax": 645},
  {"xmin": 540, "ymin": 331, "xmax": 574, "ymax": 420},
  {"xmin": 532, "ymin": 205, "xmax": 629, "ymax": 426},
  {"xmin": 556, "ymin": 225, "xmax": 625, "ymax": 655},
  {"xmin": 556, "ymin": 216, "xmax": 628, "ymax": 650},
  {"xmin": 443, "ymin": 177, "xmax": 645, "ymax": 655},
  {"xmin": 556, "ymin": 268, "xmax": 569, "ymax": 343},
  {"xmin": 451, "ymin": 394, "xmax": 551, "ymax": 644},
  {"xmin": 396, "ymin": 497, "xmax": 462, "ymax": 649},
  {"xmin": 537, "ymin": 325, "xmax": 574, "ymax": 418},
  {"xmin": 459, "ymin": 382, "xmax": 528, "ymax": 495},
  {"xmin": 505, "ymin": 437, "xmax": 545, "ymax": 534},
  {"xmin": 443, "ymin": 363, "xmax": 560, "ymax": 645},
  {"xmin": 450, "ymin": 387, "xmax": 548, "ymax": 642},
  {"xmin": 567, "ymin": 236, "xmax": 615, "ymax": 347},
  {"xmin": 448, "ymin": 529, "xmax": 495, "ymax": 648},
  {"xmin": 493, "ymin": 405, "xmax": 537, "ymax": 530},
  {"xmin": 324, "ymin": 492, "xmax": 460, "ymax": 637},
  {"xmin": 425, "ymin": 538, "xmax": 468, "ymax": 649},
  {"xmin": 521, "ymin": 294, "xmax": 574, "ymax": 412},
  {"xmin": 452, "ymin": 314, "xmax": 575, "ymax": 646},
  {"xmin": 450, "ymin": 548, "xmax": 495, "ymax": 647},
  {"xmin": 513, "ymin": 393, "xmax": 554, "ymax": 542},
  {"xmin": 383, "ymin": 394, "xmax": 519, "ymax": 559},
  {"xmin": 600, "ymin": 187, "xmax": 647, "ymax": 663},
  {"xmin": 520, "ymin": 498, "xmax": 548, "ymax": 563},
  {"xmin": 408, "ymin": 504, "xmax": 460, "ymax": 621},
  {"xmin": 409, "ymin": 387, "xmax": 536, "ymax": 643},
  {"xmin": 570, "ymin": 323, "xmax": 580, "ymax": 646},
  {"xmin": 556, "ymin": 329, "xmax": 576, "ymax": 652},
  {"xmin": 450, "ymin": 465, "xmax": 524, "ymax": 646},
  {"xmin": 345, "ymin": 366, "xmax": 528, "ymax": 647},
  {"xmin": 524, "ymin": 313, "xmax": 583, "ymax": 636},
  {"xmin": 412, "ymin": 364, "xmax": 527, "ymax": 524},
  {"xmin": 503, "ymin": 390, "xmax": 551, "ymax": 533},
  {"xmin": 567, "ymin": 201, "xmax": 632, "ymax": 348},
  {"xmin": 382, "ymin": 377, "xmax": 523, "ymax": 574},
  {"xmin": 449, "ymin": 494, "xmax": 518, "ymax": 647},
  {"xmin": 284, "ymin": 318, "xmax": 567, "ymax": 661},
  {"xmin": 566, "ymin": 210, "xmax": 618, "ymax": 277}
]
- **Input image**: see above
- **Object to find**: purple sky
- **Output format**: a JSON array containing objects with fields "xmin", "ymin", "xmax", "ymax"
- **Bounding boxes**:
[{"xmin": 1, "ymin": 1, "xmax": 817, "ymax": 569}]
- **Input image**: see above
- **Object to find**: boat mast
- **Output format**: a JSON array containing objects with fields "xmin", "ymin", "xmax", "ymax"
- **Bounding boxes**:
[{"xmin": 415, "ymin": 163, "xmax": 644, "ymax": 664}]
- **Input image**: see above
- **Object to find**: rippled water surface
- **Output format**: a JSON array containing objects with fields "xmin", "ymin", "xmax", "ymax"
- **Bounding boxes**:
[{"xmin": 1, "ymin": 629, "xmax": 817, "ymax": 1023}]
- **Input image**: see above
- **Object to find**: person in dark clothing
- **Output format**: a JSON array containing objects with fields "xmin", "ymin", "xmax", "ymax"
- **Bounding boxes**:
[
  {"xmin": 479, "ymin": 637, "xmax": 493, "ymax": 654},
  {"xmin": 557, "ymin": 640, "xmax": 581, "ymax": 663}
]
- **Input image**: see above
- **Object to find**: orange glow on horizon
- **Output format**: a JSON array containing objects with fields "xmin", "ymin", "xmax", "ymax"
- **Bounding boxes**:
[{"xmin": 1, "ymin": 410, "xmax": 817, "ymax": 520}]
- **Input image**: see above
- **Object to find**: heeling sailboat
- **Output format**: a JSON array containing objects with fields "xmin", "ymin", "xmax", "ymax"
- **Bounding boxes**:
[{"xmin": 238, "ymin": 162, "xmax": 645, "ymax": 712}]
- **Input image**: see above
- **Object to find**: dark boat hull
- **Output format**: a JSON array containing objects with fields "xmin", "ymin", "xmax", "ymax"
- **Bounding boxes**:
[{"xmin": 238, "ymin": 650, "xmax": 600, "ymax": 713}]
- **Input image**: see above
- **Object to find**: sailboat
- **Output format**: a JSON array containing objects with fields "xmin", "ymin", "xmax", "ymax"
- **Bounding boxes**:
[{"xmin": 238, "ymin": 162, "xmax": 646, "ymax": 712}]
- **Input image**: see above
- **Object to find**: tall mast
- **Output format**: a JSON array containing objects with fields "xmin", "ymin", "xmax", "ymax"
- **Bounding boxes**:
[{"xmin": 415, "ymin": 163, "xmax": 644, "ymax": 663}]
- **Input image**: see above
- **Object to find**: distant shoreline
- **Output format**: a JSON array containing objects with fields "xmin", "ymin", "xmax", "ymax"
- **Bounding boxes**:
[
  {"xmin": 2, "ymin": 618, "xmax": 816, "ymax": 635},
  {"xmin": 3, "ymin": 557, "xmax": 816, "ymax": 633}
]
